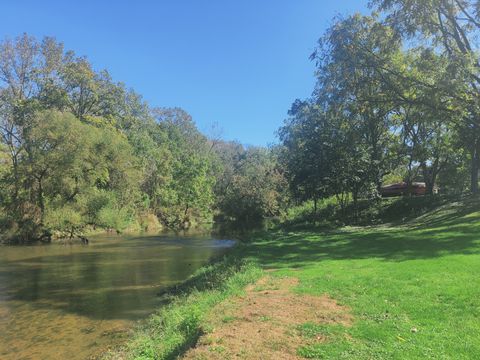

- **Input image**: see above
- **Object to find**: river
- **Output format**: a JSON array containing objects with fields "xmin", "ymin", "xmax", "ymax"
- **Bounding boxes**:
[{"xmin": 0, "ymin": 233, "xmax": 234, "ymax": 360}]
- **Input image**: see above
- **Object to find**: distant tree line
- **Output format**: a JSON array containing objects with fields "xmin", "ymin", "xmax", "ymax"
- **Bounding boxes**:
[
  {"xmin": 279, "ymin": 0, "xmax": 480, "ymax": 214},
  {"xmin": 0, "ymin": 35, "xmax": 287, "ymax": 243}
]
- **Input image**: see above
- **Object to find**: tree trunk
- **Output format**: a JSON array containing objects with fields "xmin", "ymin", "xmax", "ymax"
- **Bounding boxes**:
[
  {"xmin": 421, "ymin": 162, "xmax": 437, "ymax": 196},
  {"xmin": 313, "ymin": 197, "xmax": 318, "ymax": 225},
  {"xmin": 470, "ymin": 150, "xmax": 478, "ymax": 195},
  {"xmin": 428, "ymin": 177, "xmax": 436, "ymax": 196},
  {"xmin": 472, "ymin": 144, "xmax": 479, "ymax": 195},
  {"xmin": 352, "ymin": 189, "xmax": 359, "ymax": 223},
  {"xmin": 37, "ymin": 177, "xmax": 45, "ymax": 225}
]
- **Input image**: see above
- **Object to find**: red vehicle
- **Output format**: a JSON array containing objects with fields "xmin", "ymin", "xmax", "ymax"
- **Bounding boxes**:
[{"xmin": 380, "ymin": 182, "xmax": 429, "ymax": 197}]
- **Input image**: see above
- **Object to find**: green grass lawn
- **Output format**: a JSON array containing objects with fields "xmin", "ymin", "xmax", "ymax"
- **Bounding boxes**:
[
  {"xmin": 243, "ymin": 200, "xmax": 480, "ymax": 359},
  {"xmin": 113, "ymin": 199, "xmax": 480, "ymax": 359}
]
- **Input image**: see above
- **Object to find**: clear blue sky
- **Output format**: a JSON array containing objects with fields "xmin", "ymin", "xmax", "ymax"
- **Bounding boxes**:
[{"xmin": 1, "ymin": 0, "xmax": 368, "ymax": 146}]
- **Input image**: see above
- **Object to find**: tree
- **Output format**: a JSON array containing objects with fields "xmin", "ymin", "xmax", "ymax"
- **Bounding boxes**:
[
  {"xmin": 279, "ymin": 100, "xmax": 332, "ymax": 213},
  {"xmin": 217, "ymin": 146, "xmax": 288, "ymax": 227},
  {"xmin": 371, "ymin": 0, "xmax": 480, "ymax": 193},
  {"xmin": 152, "ymin": 108, "xmax": 216, "ymax": 229},
  {"xmin": 311, "ymin": 14, "xmax": 404, "ymax": 194},
  {"xmin": 0, "ymin": 108, "xmax": 140, "ymax": 242},
  {"xmin": 280, "ymin": 15, "xmax": 404, "ymax": 214}
]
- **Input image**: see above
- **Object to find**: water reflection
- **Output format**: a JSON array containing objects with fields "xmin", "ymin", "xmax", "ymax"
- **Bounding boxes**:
[{"xmin": 0, "ymin": 233, "xmax": 233, "ymax": 359}]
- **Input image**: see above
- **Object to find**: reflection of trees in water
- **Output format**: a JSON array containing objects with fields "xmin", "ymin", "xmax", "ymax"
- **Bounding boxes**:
[{"xmin": 0, "ymin": 235, "xmax": 230, "ymax": 321}]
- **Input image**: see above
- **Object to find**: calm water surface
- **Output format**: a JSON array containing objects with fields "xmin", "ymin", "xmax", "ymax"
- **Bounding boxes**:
[{"xmin": 0, "ymin": 233, "xmax": 234, "ymax": 360}]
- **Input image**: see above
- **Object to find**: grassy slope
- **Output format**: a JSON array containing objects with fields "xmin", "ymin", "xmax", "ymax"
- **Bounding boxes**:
[
  {"xmin": 246, "ymin": 200, "xmax": 480, "ymax": 359},
  {"xmin": 113, "ymin": 198, "xmax": 480, "ymax": 359}
]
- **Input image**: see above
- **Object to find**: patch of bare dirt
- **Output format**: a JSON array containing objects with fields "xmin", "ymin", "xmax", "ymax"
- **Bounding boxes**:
[{"xmin": 182, "ymin": 276, "xmax": 352, "ymax": 360}]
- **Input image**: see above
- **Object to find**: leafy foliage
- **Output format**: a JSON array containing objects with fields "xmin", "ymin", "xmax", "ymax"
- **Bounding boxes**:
[
  {"xmin": 280, "ymin": 6, "xmax": 480, "ymax": 219},
  {"xmin": 215, "ymin": 146, "xmax": 289, "ymax": 227},
  {"xmin": 0, "ymin": 35, "xmax": 287, "ymax": 242}
]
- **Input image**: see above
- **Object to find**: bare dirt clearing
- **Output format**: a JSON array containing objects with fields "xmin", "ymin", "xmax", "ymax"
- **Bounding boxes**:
[{"xmin": 183, "ymin": 276, "xmax": 352, "ymax": 360}]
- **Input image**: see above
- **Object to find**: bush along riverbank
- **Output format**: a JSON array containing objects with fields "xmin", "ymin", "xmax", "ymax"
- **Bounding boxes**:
[{"xmin": 105, "ymin": 197, "xmax": 480, "ymax": 359}]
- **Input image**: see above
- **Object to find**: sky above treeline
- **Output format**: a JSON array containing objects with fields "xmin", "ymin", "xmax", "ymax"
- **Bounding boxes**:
[{"xmin": 1, "ymin": 0, "xmax": 368, "ymax": 146}]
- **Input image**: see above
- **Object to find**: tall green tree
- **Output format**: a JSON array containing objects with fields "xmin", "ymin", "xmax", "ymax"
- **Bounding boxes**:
[
  {"xmin": 311, "ymin": 14, "xmax": 403, "ymax": 193},
  {"xmin": 372, "ymin": 0, "xmax": 480, "ymax": 193},
  {"xmin": 152, "ymin": 108, "xmax": 216, "ymax": 228},
  {"xmin": 279, "ymin": 100, "xmax": 332, "ymax": 212}
]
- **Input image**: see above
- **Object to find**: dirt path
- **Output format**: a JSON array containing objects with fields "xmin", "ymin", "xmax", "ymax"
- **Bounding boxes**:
[{"xmin": 183, "ymin": 276, "xmax": 352, "ymax": 360}]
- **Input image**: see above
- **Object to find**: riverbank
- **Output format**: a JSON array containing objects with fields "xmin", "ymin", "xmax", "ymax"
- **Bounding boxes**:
[
  {"xmin": 102, "ymin": 251, "xmax": 264, "ymax": 359},
  {"xmin": 106, "ymin": 198, "xmax": 480, "ymax": 359}
]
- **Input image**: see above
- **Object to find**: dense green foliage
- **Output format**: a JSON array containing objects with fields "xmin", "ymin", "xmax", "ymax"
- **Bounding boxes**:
[
  {"xmin": 0, "ymin": 35, "xmax": 287, "ymax": 243},
  {"xmin": 280, "ymin": 2, "xmax": 480, "ymax": 213},
  {"xmin": 214, "ymin": 145, "xmax": 288, "ymax": 227}
]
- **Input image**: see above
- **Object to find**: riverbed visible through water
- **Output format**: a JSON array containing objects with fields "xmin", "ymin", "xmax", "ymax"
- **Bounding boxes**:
[{"xmin": 0, "ymin": 233, "xmax": 235, "ymax": 360}]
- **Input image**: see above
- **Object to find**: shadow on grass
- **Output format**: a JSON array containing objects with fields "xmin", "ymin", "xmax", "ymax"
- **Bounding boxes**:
[
  {"xmin": 156, "ymin": 254, "xmax": 249, "ymax": 300},
  {"xmin": 160, "ymin": 316, "xmax": 206, "ymax": 360},
  {"xmin": 243, "ymin": 201, "xmax": 480, "ymax": 269},
  {"xmin": 283, "ymin": 194, "xmax": 472, "ymax": 229}
]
